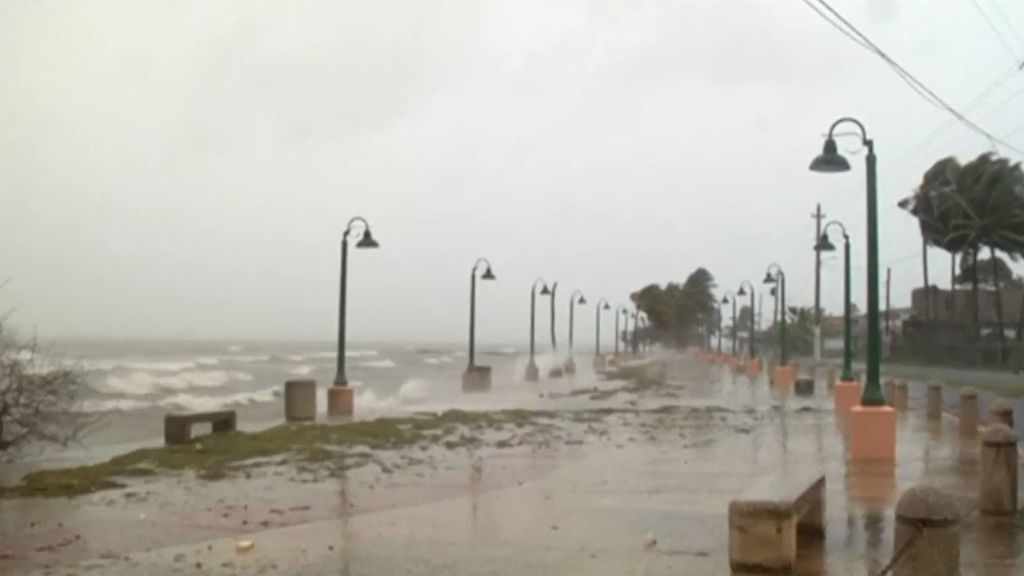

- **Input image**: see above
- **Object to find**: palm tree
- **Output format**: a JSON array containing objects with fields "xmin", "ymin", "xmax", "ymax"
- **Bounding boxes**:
[
  {"xmin": 900, "ymin": 157, "xmax": 966, "ymax": 320},
  {"xmin": 944, "ymin": 153, "xmax": 1024, "ymax": 361}
]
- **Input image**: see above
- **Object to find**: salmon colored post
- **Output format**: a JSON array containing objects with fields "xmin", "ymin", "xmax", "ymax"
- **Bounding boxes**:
[{"xmin": 849, "ymin": 405, "xmax": 897, "ymax": 459}]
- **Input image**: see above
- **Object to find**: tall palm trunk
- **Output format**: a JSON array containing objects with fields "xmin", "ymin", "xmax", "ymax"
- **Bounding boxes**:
[
  {"xmin": 990, "ymin": 247, "xmax": 1007, "ymax": 364},
  {"xmin": 972, "ymin": 246, "xmax": 981, "ymax": 340},
  {"xmin": 922, "ymin": 237, "xmax": 930, "ymax": 319},
  {"xmin": 950, "ymin": 252, "xmax": 957, "ymax": 321}
]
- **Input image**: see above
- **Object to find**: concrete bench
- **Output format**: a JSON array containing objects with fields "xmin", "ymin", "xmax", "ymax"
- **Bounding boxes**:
[
  {"xmin": 164, "ymin": 410, "xmax": 237, "ymax": 445},
  {"xmin": 728, "ymin": 472, "xmax": 825, "ymax": 574}
]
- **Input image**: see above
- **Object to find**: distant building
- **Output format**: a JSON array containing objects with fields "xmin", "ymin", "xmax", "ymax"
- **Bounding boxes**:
[{"xmin": 911, "ymin": 286, "xmax": 1024, "ymax": 326}]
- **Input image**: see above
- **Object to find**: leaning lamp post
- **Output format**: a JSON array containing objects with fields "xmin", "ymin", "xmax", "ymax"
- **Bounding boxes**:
[
  {"xmin": 564, "ymin": 290, "xmax": 587, "ymax": 374},
  {"xmin": 593, "ymin": 299, "xmax": 611, "ymax": 369},
  {"xmin": 763, "ymin": 264, "xmax": 792, "ymax": 388},
  {"xmin": 463, "ymin": 258, "xmax": 496, "ymax": 392},
  {"xmin": 330, "ymin": 216, "xmax": 379, "ymax": 416},
  {"xmin": 737, "ymin": 281, "xmax": 759, "ymax": 377},
  {"xmin": 817, "ymin": 220, "xmax": 862, "ymax": 413},
  {"xmin": 810, "ymin": 116, "xmax": 894, "ymax": 460},
  {"xmin": 615, "ymin": 306, "xmax": 629, "ymax": 357},
  {"xmin": 526, "ymin": 278, "xmax": 552, "ymax": 383}
]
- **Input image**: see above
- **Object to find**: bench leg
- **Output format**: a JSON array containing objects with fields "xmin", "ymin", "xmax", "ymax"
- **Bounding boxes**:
[
  {"xmin": 729, "ymin": 509, "xmax": 797, "ymax": 573},
  {"xmin": 212, "ymin": 416, "xmax": 236, "ymax": 435},
  {"xmin": 797, "ymin": 491, "xmax": 825, "ymax": 539},
  {"xmin": 164, "ymin": 421, "xmax": 191, "ymax": 445}
]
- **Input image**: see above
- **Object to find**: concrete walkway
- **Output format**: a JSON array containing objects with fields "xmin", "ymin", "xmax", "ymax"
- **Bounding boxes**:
[{"xmin": 7, "ymin": 355, "xmax": 1023, "ymax": 575}]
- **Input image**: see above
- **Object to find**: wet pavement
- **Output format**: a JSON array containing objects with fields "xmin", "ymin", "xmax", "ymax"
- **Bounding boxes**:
[{"xmin": 3, "ymin": 354, "xmax": 1023, "ymax": 575}]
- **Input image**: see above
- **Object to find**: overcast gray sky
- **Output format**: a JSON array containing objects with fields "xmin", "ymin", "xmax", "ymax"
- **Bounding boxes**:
[{"xmin": 2, "ymin": 0, "xmax": 1024, "ymax": 345}]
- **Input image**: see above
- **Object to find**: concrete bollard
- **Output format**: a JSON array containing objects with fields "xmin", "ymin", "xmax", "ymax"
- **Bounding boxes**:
[
  {"xmin": 926, "ymin": 382, "xmax": 943, "ymax": 421},
  {"xmin": 959, "ymin": 388, "xmax": 979, "ymax": 439},
  {"xmin": 884, "ymin": 378, "xmax": 896, "ymax": 406},
  {"xmin": 989, "ymin": 398, "xmax": 1014, "ymax": 428},
  {"xmin": 893, "ymin": 485, "xmax": 960, "ymax": 576},
  {"xmin": 893, "ymin": 380, "xmax": 908, "ymax": 412},
  {"xmin": 284, "ymin": 379, "xmax": 317, "ymax": 421},
  {"xmin": 980, "ymin": 424, "xmax": 1018, "ymax": 515}
]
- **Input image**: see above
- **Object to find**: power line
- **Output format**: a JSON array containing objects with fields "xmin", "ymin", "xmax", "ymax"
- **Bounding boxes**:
[
  {"xmin": 988, "ymin": 0, "xmax": 1024, "ymax": 53},
  {"xmin": 804, "ymin": 0, "xmax": 1024, "ymax": 155},
  {"xmin": 968, "ymin": 0, "xmax": 1021, "ymax": 63}
]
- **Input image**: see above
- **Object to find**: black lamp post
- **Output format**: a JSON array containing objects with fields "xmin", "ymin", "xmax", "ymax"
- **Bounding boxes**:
[
  {"xmin": 463, "ymin": 258, "xmax": 496, "ymax": 392},
  {"xmin": 548, "ymin": 282, "xmax": 565, "ymax": 378},
  {"xmin": 809, "ymin": 117, "xmax": 884, "ymax": 407},
  {"xmin": 334, "ymin": 216, "xmax": 379, "ymax": 388},
  {"xmin": 593, "ymin": 299, "xmax": 611, "ymax": 368},
  {"xmin": 526, "ymin": 278, "xmax": 552, "ymax": 382},
  {"xmin": 737, "ymin": 281, "xmax": 756, "ymax": 359},
  {"xmin": 817, "ymin": 221, "xmax": 854, "ymax": 382},
  {"xmin": 722, "ymin": 291, "xmax": 737, "ymax": 356},
  {"xmin": 564, "ymin": 290, "xmax": 587, "ymax": 374},
  {"xmin": 763, "ymin": 264, "xmax": 787, "ymax": 366},
  {"xmin": 716, "ymin": 299, "xmax": 724, "ymax": 355},
  {"xmin": 630, "ymin": 311, "xmax": 639, "ymax": 354}
]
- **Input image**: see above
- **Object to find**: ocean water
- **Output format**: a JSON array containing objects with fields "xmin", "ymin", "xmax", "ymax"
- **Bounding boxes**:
[{"xmin": 51, "ymin": 339, "xmax": 530, "ymax": 416}]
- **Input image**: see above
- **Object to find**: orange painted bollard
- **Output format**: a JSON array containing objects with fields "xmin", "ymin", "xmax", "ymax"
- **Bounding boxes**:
[
  {"xmin": 834, "ymin": 379, "xmax": 861, "ymax": 415},
  {"xmin": 771, "ymin": 365, "xmax": 795, "ymax": 392},
  {"xmin": 746, "ymin": 358, "xmax": 761, "ymax": 379}
]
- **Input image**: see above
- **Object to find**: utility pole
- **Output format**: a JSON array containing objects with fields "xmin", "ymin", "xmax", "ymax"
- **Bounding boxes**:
[{"xmin": 812, "ymin": 203, "xmax": 825, "ymax": 363}]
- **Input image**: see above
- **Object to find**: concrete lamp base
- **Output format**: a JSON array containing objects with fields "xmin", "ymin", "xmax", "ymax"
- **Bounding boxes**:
[
  {"xmin": 563, "ymin": 358, "xmax": 577, "ymax": 375},
  {"xmin": 462, "ymin": 365, "xmax": 492, "ymax": 393},
  {"xmin": 834, "ymin": 380, "xmax": 861, "ymax": 415},
  {"xmin": 771, "ymin": 365, "xmax": 795, "ymax": 392},
  {"xmin": 327, "ymin": 386, "xmax": 354, "ymax": 417},
  {"xmin": 548, "ymin": 366, "xmax": 565, "ymax": 379},
  {"xmin": 525, "ymin": 362, "xmax": 540, "ymax": 383},
  {"xmin": 849, "ymin": 405, "xmax": 897, "ymax": 460},
  {"xmin": 746, "ymin": 359, "xmax": 761, "ymax": 380}
]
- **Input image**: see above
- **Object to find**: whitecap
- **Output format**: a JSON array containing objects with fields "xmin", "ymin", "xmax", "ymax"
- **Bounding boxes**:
[
  {"xmin": 423, "ymin": 355, "xmax": 455, "ymax": 365},
  {"xmin": 82, "ymin": 359, "xmax": 199, "ymax": 372},
  {"xmin": 159, "ymin": 386, "xmax": 278, "ymax": 412},
  {"xmin": 287, "ymin": 365, "xmax": 315, "ymax": 376},
  {"xmin": 92, "ymin": 370, "xmax": 253, "ymax": 396},
  {"xmin": 80, "ymin": 398, "xmax": 153, "ymax": 413},
  {"xmin": 397, "ymin": 378, "xmax": 431, "ymax": 402},
  {"xmin": 355, "ymin": 359, "xmax": 396, "ymax": 369}
]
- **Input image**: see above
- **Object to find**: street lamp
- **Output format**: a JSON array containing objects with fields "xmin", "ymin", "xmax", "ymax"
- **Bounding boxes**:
[
  {"xmin": 816, "ymin": 223, "xmax": 853, "ymax": 382},
  {"xmin": 330, "ymin": 216, "xmax": 379, "ymax": 416},
  {"xmin": 548, "ymin": 282, "xmax": 564, "ymax": 378},
  {"xmin": 722, "ymin": 291, "xmax": 738, "ymax": 357},
  {"xmin": 593, "ymin": 299, "xmax": 611, "ymax": 368},
  {"xmin": 526, "ymin": 278, "xmax": 552, "ymax": 382},
  {"xmin": 763, "ymin": 264, "xmax": 787, "ymax": 366},
  {"xmin": 564, "ymin": 290, "xmax": 587, "ymax": 374},
  {"xmin": 463, "ymin": 258, "xmax": 496, "ymax": 392},
  {"xmin": 811, "ymin": 116, "xmax": 894, "ymax": 460},
  {"xmin": 737, "ymin": 281, "xmax": 756, "ymax": 359}
]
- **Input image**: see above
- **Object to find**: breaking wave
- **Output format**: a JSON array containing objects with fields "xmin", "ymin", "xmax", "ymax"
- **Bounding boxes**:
[
  {"xmin": 91, "ymin": 370, "xmax": 254, "ymax": 396},
  {"xmin": 158, "ymin": 386, "xmax": 279, "ymax": 412}
]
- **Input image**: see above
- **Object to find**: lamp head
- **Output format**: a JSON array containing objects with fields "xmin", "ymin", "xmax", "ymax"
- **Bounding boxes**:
[
  {"xmin": 355, "ymin": 229, "xmax": 379, "ymax": 249},
  {"xmin": 816, "ymin": 232, "xmax": 837, "ymax": 252},
  {"xmin": 762, "ymin": 271, "xmax": 776, "ymax": 284},
  {"xmin": 481, "ymin": 266, "xmax": 496, "ymax": 280},
  {"xmin": 737, "ymin": 286, "xmax": 747, "ymax": 296},
  {"xmin": 602, "ymin": 302, "xmax": 611, "ymax": 311},
  {"xmin": 578, "ymin": 295, "xmax": 587, "ymax": 305},
  {"xmin": 809, "ymin": 137, "xmax": 851, "ymax": 173},
  {"xmin": 721, "ymin": 295, "xmax": 730, "ymax": 304},
  {"xmin": 539, "ymin": 284, "xmax": 551, "ymax": 296}
]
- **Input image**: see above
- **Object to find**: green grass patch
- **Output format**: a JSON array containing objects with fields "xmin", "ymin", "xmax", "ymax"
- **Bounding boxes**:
[{"xmin": 0, "ymin": 409, "xmax": 550, "ymax": 500}]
